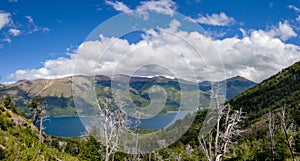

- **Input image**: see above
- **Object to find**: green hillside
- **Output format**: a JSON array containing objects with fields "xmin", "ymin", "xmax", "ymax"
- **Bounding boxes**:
[
  {"xmin": 0, "ymin": 98, "xmax": 78, "ymax": 160},
  {"xmin": 229, "ymin": 61, "xmax": 300, "ymax": 122}
]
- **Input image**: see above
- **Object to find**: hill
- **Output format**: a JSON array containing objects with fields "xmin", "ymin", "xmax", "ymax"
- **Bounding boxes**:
[
  {"xmin": 0, "ymin": 99, "xmax": 77, "ymax": 160},
  {"xmin": 198, "ymin": 75, "xmax": 257, "ymax": 100},
  {"xmin": 229, "ymin": 61, "xmax": 300, "ymax": 122},
  {"xmin": 0, "ymin": 75, "xmax": 255, "ymax": 117}
]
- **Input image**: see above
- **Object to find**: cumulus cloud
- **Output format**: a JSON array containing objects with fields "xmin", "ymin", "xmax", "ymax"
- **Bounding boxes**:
[
  {"xmin": 136, "ymin": 0, "xmax": 177, "ymax": 17},
  {"xmin": 8, "ymin": 19, "xmax": 300, "ymax": 83},
  {"xmin": 105, "ymin": 0, "xmax": 176, "ymax": 19},
  {"xmin": 105, "ymin": 0, "xmax": 132, "ymax": 14},
  {"xmin": 10, "ymin": 56, "xmax": 76, "ymax": 81},
  {"xmin": 267, "ymin": 20, "xmax": 297, "ymax": 41},
  {"xmin": 187, "ymin": 12, "xmax": 236, "ymax": 26},
  {"xmin": 8, "ymin": 28, "xmax": 21, "ymax": 36},
  {"xmin": 0, "ymin": 11, "xmax": 11, "ymax": 30}
]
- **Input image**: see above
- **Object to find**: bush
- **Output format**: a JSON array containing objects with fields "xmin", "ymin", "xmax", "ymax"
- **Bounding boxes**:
[
  {"xmin": 0, "ymin": 113, "xmax": 13, "ymax": 131},
  {"xmin": 0, "ymin": 148, "xmax": 5, "ymax": 160},
  {"xmin": 5, "ymin": 111, "xmax": 11, "ymax": 118},
  {"xmin": 0, "ymin": 106, "xmax": 4, "ymax": 112},
  {"xmin": 11, "ymin": 106, "xmax": 18, "ymax": 114}
]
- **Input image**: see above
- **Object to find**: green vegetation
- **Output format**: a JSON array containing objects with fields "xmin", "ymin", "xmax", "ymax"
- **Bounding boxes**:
[
  {"xmin": 2, "ymin": 61, "xmax": 300, "ymax": 160},
  {"xmin": 0, "ymin": 75, "xmax": 255, "ymax": 117},
  {"xmin": 229, "ymin": 61, "xmax": 300, "ymax": 124},
  {"xmin": 0, "ymin": 97, "xmax": 78, "ymax": 161}
]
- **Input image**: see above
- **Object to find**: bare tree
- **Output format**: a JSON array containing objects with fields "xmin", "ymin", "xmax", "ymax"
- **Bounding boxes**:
[
  {"xmin": 135, "ymin": 111, "xmax": 141, "ymax": 161},
  {"xmin": 93, "ymin": 98, "xmax": 128, "ymax": 161},
  {"xmin": 198, "ymin": 104, "xmax": 245, "ymax": 161},
  {"xmin": 280, "ymin": 106, "xmax": 296, "ymax": 161},
  {"xmin": 268, "ymin": 110, "xmax": 276, "ymax": 161}
]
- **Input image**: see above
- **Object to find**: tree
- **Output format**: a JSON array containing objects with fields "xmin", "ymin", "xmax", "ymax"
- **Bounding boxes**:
[
  {"xmin": 91, "ymin": 98, "xmax": 128, "ymax": 161},
  {"xmin": 27, "ymin": 97, "xmax": 45, "ymax": 125},
  {"xmin": 198, "ymin": 104, "xmax": 245, "ymax": 161},
  {"xmin": 26, "ymin": 97, "xmax": 46, "ymax": 143},
  {"xmin": 268, "ymin": 110, "xmax": 276, "ymax": 161},
  {"xmin": 280, "ymin": 106, "xmax": 296, "ymax": 161},
  {"xmin": 134, "ymin": 111, "xmax": 141, "ymax": 161},
  {"xmin": 2, "ymin": 96, "xmax": 16, "ymax": 113}
]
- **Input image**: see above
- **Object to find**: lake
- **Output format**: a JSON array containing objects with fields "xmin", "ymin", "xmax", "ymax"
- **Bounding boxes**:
[{"xmin": 42, "ymin": 111, "xmax": 192, "ymax": 137}]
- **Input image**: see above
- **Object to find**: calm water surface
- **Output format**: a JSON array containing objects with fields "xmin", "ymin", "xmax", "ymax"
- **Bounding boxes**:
[{"xmin": 43, "ymin": 111, "xmax": 192, "ymax": 137}]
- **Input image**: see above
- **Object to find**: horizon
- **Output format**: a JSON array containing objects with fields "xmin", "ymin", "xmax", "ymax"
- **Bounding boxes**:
[
  {"xmin": 1, "ymin": 0, "xmax": 300, "ymax": 83},
  {"xmin": 0, "ymin": 73, "xmax": 256, "ymax": 85}
]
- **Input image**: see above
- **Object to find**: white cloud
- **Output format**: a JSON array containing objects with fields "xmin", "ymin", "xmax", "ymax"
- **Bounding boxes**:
[
  {"xmin": 3, "ymin": 37, "xmax": 11, "ymax": 43},
  {"xmin": 8, "ymin": 28, "xmax": 21, "ymax": 36},
  {"xmin": 136, "ymin": 0, "xmax": 177, "ymax": 17},
  {"xmin": 288, "ymin": 5, "xmax": 300, "ymax": 12},
  {"xmin": 105, "ymin": 0, "xmax": 176, "ymax": 19},
  {"xmin": 8, "ymin": 20, "xmax": 300, "ymax": 83},
  {"xmin": 0, "ymin": 11, "xmax": 11, "ymax": 30},
  {"xmin": 25, "ymin": 15, "xmax": 50, "ymax": 33},
  {"xmin": 267, "ymin": 20, "xmax": 297, "ymax": 41},
  {"xmin": 25, "ymin": 16, "xmax": 33, "ymax": 23},
  {"xmin": 187, "ymin": 12, "xmax": 235, "ymax": 26},
  {"xmin": 1, "ymin": 81, "xmax": 15, "ymax": 85},
  {"xmin": 105, "ymin": 0, "xmax": 132, "ymax": 14},
  {"xmin": 0, "ymin": 14, "xmax": 50, "ymax": 46}
]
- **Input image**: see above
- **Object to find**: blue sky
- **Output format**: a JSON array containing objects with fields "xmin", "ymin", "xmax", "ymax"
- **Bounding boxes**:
[{"xmin": 1, "ymin": 0, "xmax": 300, "ymax": 83}]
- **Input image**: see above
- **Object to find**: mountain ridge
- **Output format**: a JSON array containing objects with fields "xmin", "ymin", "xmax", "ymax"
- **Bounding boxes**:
[{"xmin": 0, "ymin": 75, "xmax": 256, "ymax": 116}]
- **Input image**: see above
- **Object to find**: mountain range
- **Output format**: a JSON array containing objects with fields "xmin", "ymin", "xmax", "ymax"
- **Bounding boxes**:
[
  {"xmin": 0, "ymin": 75, "xmax": 256, "ymax": 116},
  {"xmin": 2, "ymin": 61, "xmax": 300, "ymax": 160}
]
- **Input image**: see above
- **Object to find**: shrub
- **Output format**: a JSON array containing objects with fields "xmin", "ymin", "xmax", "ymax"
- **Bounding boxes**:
[{"xmin": 5, "ymin": 111, "xmax": 11, "ymax": 118}]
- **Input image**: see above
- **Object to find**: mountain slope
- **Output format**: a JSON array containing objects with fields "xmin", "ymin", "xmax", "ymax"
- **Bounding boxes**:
[
  {"xmin": 198, "ymin": 76, "xmax": 257, "ymax": 100},
  {"xmin": 0, "ymin": 75, "xmax": 255, "ymax": 116},
  {"xmin": 229, "ymin": 61, "xmax": 300, "ymax": 121},
  {"xmin": 0, "ymin": 101, "xmax": 78, "ymax": 160}
]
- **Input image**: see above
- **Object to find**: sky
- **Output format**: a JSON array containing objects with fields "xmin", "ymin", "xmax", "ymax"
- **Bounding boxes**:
[{"xmin": 1, "ymin": 0, "xmax": 300, "ymax": 83}]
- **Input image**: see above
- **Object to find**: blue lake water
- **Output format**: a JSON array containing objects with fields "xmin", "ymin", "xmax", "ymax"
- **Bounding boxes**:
[{"xmin": 42, "ymin": 111, "xmax": 192, "ymax": 137}]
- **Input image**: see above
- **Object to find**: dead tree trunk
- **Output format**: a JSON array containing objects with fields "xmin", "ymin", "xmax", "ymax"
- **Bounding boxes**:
[
  {"xmin": 280, "ymin": 106, "xmax": 296, "ymax": 161},
  {"xmin": 198, "ymin": 104, "xmax": 245, "ymax": 161},
  {"xmin": 268, "ymin": 111, "xmax": 276, "ymax": 161},
  {"xmin": 91, "ymin": 98, "xmax": 128, "ymax": 161}
]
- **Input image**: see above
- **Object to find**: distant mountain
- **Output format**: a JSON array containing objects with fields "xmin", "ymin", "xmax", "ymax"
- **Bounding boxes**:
[
  {"xmin": 229, "ymin": 61, "xmax": 300, "ymax": 121},
  {"xmin": 198, "ymin": 76, "xmax": 257, "ymax": 100},
  {"xmin": 0, "ymin": 75, "xmax": 254, "ymax": 117}
]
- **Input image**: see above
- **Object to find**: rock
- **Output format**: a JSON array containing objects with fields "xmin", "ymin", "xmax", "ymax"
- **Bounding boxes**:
[{"xmin": 0, "ymin": 144, "xmax": 5, "ymax": 149}]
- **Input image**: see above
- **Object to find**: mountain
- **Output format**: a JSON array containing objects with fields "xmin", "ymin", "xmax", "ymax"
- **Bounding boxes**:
[
  {"xmin": 160, "ymin": 62, "xmax": 300, "ymax": 160},
  {"xmin": 0, "ymin": 77, "xmax": 76, "ymax": 116},
  {"xmin": 1, "ymin": 62, "xmax": 298, "ymax": 160},
  {"xmin": 0, "ymin": 75, "xmax": 254, "ymax": 117},
  {"xmin": 229, "ymin": 61, "xmax": 300, "ymax": 122},
  {"xmin": 198, "ymin": 76, "xmax": 257, "ymax": 100}
]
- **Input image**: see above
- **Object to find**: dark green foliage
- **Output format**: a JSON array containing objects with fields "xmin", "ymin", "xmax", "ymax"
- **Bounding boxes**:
[
  {"xmin": 27, "ymin": 97, "xmax": 45, "ymax": 125},
  {"xmin": 230, "ymin": 61, "xmax": 300, "ymax": 124},
  {"xmin": 2, "ymin": 95, "xmax": 17, "ymax": 113},
  {"xmin": 3, "ymin": 95, "xmax": 13, "ymax": 109},
  {"xmin": 0, "ymin": 112, "xmax": 13, "ymax": 131}
]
